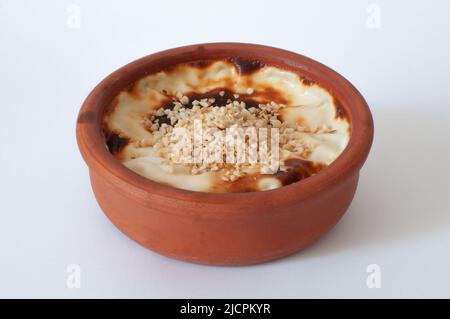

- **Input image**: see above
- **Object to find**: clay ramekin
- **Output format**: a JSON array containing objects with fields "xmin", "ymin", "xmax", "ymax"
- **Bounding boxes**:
[{"xmin": 76, "ymin": 43, "xmax": 373, "ymax": 266}]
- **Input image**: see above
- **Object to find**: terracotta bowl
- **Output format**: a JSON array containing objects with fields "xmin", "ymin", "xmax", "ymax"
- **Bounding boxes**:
[{"xmin": 76, "ymin": 43, "xmax": 373, "ymax": 266}]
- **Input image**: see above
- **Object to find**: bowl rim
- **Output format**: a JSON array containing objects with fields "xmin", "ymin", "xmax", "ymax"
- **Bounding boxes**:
[{"xmin": 76, "ymin": 42, "xmax": 373, "ymax": 208}]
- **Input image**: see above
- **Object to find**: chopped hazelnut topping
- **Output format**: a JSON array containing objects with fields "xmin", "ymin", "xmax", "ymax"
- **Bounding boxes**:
[
  {"xmin": 140, "ymin": 89, "xmax": 322, "ymax": 181},
  {"xmin": 180, "ymin": 96, "xmax": 189, "ymax": 105}
]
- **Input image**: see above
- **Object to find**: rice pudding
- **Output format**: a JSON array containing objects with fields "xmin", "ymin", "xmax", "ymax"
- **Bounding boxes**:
[{"xmin": 102, "ymin": 58, "xmax": 350, "ymax": 193}]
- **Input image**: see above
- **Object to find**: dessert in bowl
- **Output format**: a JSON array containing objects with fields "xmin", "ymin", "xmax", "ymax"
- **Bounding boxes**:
[
  {"xmin": 77, "ymin": 43, "xmax": 373, "ymax": 265},
  {"xmin": 104, "ymin": 59, "xmax": 350, "ymax": 193}
]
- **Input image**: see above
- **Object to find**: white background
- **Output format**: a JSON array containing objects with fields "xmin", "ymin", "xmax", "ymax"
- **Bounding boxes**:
[{"xmin": 1, "ymin": 0, "xmax": 449, "ymax": 298}]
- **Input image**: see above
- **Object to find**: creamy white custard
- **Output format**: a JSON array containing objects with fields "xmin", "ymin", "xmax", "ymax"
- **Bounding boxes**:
[{"xmin": 103, "ymin": 59, "xmax": 350, "ymax": 193}]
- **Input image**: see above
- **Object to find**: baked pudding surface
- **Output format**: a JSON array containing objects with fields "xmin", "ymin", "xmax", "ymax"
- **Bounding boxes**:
[{"xmin": 102, "ymin": 58, "xmax": 350, "ymax": 193}]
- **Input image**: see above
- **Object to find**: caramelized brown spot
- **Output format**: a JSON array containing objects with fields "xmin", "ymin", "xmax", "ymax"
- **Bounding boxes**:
[
  {"xmin": 161, "ymin": 63, "xmax": 177, "ymax": 73},
  {"xmin": 161, "ymin": 98, "xmax": 176, "ymax": 110},
  {"xmin": 183, "ymin": 89, "xmax": 264, "ymax": 109},
  {"xmin": 154, "ymin": 114, "xmax": 171, "ymax": 125},
  {"xmin": 185, "ymin": 89, "xmax": 234, "ymax": 107},
  {"xmin": 300, "ymin": 75, "xmax": 315, "ymax": 86},
  {"xmin": 215, "ymin": 173, "xmax": 260, "ymax": 193},
  {"xmin": 240, "ymin": 99, "xmax": 260, "ymax": 109},
  {"xmin": 271, "ymin": 158, "xmax": 326, "ymax": 186},
  {"xmin": 103, "ymin": 97, "xmax": 119, "ymax": 118},
  {"xmin": 257, "ymin": 86, "xmax": 289, "ymax": 105},
  {"xmin": 106, "ymin": 132, "xmax": 129, "ymax": 156},
  {"xmin": 273, "ymin": 170, "xmax": 300, "ymax": 185},
  {"xmin": 333, "ymin": 97, "xmax": 347, "ymax": 120},
  {"xmin": 229, "ymin": 57, "xmax": 265, "ymax": 74},
  {"xmin": 178, "ymin": 87, "xmax": 287, "ymax": 110},
  {"xmin": 188, "ymin": 60, "xmax": 214, "ymax": 69},
  {"xmin": 215, "ymin": 158, "xmax": 327, "ymax": 193},
  {"xmin": 124, "ymin": 82, "xmax": 141, "ymax": 99}
]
